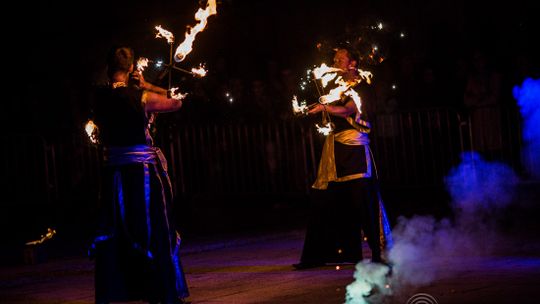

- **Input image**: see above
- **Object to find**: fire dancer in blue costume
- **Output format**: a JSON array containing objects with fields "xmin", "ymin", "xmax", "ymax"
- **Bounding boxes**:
[{"xmin": 91, "ymin": 46, "xmax": 189, "ymax": 304}]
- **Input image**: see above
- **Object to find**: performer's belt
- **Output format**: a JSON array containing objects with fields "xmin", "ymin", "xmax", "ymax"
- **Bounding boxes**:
[
  {"xmin": 312, "ymin": 129, "xmax": 372, "ymax": 190},
  {"xmin": 105, "ymin": 144, "xmax": 168, "ymax": 172}
]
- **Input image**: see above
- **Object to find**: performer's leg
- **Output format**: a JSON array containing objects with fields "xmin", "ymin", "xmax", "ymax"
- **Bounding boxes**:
[{"xmin": 355, "ymin": 178, "xmax": 382, "ymax": 262}]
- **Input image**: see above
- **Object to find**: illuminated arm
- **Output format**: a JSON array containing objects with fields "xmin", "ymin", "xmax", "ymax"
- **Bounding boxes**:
[
  {"xmin": 132, "ymin": 71, "xmax": 183, "ymax": 113},
  {"xmin": 307, "ymin": 99, "xmax": 356, "ymax": 118},
  {"xmin": 143, "ymin": 91, "xmax": 182, "ymax": 113}
]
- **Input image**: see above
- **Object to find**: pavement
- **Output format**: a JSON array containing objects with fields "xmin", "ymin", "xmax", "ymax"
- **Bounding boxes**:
[
  {"xmin": 1, "ymin": 226, "xmax": 540, "ymax": 304},
  {"xmin": 2, "ymin": 181, "xmax": 540, "ymax": 303}
]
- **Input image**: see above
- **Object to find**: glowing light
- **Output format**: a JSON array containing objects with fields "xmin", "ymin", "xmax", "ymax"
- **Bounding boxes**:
[
  {"xmin": 155, "ymin": 25, "xmax": 174, "ymax": 44},
  {"xmin": 136, "ymin": 57, "xmax": 149, "ymax": 72},
  {"xmin": 344, "ymin": 87, "xmax": 362, "ymax": 114},
  {"xmin": 191, "ymin": 63, "xmax": 207, "ymax": 77},
  {"xmin": 400, "ymin": 32, "xmax": 405, "ymax": 38},
  {"xmin": 312, "ymin": 63, "xmax": 372, "ymax": 115},
  {"xmin": 358, "ymin": 70, "xmax": 373, "ymax": 84},
  {"xmin": 85, "ymin": 120, "xmax": 99, "ymax": 144},
  {"xmin": 312, "ymin": 63, "xmax": 342, "ymax": 87},
  {"xmin": 26, "ymin": 228, "xmax": 57, "ymax": 246},
  {"xmin": 169, "ymin": 87, "xmax": 188, "ymax": 100},
  {"xmin": 316, "ymin": 122, "xmax": 333, "ymax": 135},
  {"xmin": 338, "ymin": 249, "xmax": 343, "ymax": 254},
  {"xmin": 391, "ymin": 84, "xmax": 397, "ymax": 90},
  {"xmin": 225, "ymin": 92, "xmax": 234, "ymax": 103},
  {"xmin": 378, "ymin": 22, "xmax": 383, "ymax": 30},
  {"xmin": 174, "ymin": 0, "xmax": 217, "ymax": 62},
  {"xmin": 155, "ymin": 60, "xmax": 163, "ymax": 68},
  {"xmin": 336, "ymin": 266, "xmax": 341, "ymax": 270},
  {"xmin": 292, "ymin": 95, "xmax": 309, "ymax": 115}
]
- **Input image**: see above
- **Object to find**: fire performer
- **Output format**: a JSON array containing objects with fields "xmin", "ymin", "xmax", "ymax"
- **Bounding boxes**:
[
  {"xmin": 90, "ymin": 46, "xmax": 189, "ymax": 304},
  {"xmin": 294, "ymin": 47, "xmax": 392, "ymax": 269}
]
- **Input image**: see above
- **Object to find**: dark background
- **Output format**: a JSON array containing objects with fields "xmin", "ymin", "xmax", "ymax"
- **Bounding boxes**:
[
  {"xmin": 10, "ymin": 0, "xmax": 537, "ymax": 136},
  {"xmin": 3, "ymin": 0, "xmax": 539, "ymax": 264}
]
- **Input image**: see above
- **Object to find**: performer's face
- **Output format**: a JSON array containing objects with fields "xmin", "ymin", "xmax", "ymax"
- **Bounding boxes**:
[{"xmin": 333, "ymin": 49, "xmax": 352, "ymax": 71}]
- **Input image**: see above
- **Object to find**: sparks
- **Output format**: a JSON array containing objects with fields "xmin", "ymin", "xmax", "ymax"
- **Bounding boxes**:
[{"xmin": 174, "ymin": 0, "xmax": 217, "ymax": 62}]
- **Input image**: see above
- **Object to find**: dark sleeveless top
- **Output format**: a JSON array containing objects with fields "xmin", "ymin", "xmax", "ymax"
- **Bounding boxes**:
[{"xmin": 94, "ymin": 84, "xmax": 147, "ymax": 147}]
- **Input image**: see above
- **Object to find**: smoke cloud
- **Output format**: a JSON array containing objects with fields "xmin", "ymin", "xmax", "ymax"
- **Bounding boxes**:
[
  {"xmin": 513, "ymin": 77, "xmax": 540, "ymax": 179},
  {"xmin": 346, "ymin": 152, "xmax": 518, "ymax": 303}
]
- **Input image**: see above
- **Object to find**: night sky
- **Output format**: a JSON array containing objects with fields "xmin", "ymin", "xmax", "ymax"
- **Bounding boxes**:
[{"xmin": 12, "ymin": 0, "xmax": 538, "ymax": 136}]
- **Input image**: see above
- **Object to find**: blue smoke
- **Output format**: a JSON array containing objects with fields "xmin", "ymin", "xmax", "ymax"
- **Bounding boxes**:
[
  {"xmin": 513, "ymin": 78, "xmax": 540, "ymax": 179},
  {"xmin": 445, "ymin": 152, "xmax": 518, "ymax": 214}
]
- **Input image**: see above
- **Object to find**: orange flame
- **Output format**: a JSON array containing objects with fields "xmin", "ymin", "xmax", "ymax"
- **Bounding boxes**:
[
  {"xmin": 155, "ymin": 25, "xmax": 174, "ymax": 44},
  {"xmin": 291, "ymin": 95, "xmax": 308, "ymax": 114},
  {"xmin": 319, "ymin": 68, "xmax": 373, "ymax": 107},
  {"xmin": 169, "ymin": 87, "xmax": 188, "ymax": 100},
  {"xmin": 174, "ymin": 0, "xmax": 217, "ymax": 62},
  {"xmin": 191, "ymin": 63, "xmax": 207, "ymax": 77},
  {"xmin": 316, "ymin": 122, "xmax": 333, "ymax": 135},
  {"xmin": 312, "ymin": 63, "xmax": 342, "ymax": 87},
  {"xmin": 85, "ymin": 120, "xmax": 99, "ymax": 144},
  {"xmin": 136, "ymin": 57, "xmax": 149, "ymax": 72}
]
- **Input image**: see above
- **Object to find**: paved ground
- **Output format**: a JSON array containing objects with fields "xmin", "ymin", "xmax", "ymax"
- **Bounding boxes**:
[
  {"xmin": 1, "ymin": 228, "xmax": 540, "ymax": 304},
  {"xmin": 2, "ymin": 181, "xmax": 540, "ymax": 303}
]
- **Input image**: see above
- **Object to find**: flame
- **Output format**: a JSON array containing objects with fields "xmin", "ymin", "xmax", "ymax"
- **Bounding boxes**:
[
  {"xmin": 169, "ymin": 87, "xmax": 188, "ymax": 100},
  {"xmin": 137, "ymin": 57, "xmax": 149, "ymax": 72},
  {"xmin": 316, "ymin": 122, "xmax": 333, "ymax": 135},
  {"xmin": 191, "ymin": 63, "xmax": 207, "ymax": 77},
  {"xmin": 292, "ymin": 95, "xmax": 309, "ymax": 115},
  {"xmin": 357, "ymin": 69, "xmax": 373, "ymax": 84},
  {"xmin": 85, "ymin": 120, "xmax": 99, "ymax": 144},
  {"xmin": 155, "ymin": 25, "xmax": 174, "ymax": 44},
  {"xmin": 319, "ymin": 68, "xmax": 373, "ymax": 106},
  {"xmin": 26, "ymin": 228, "xmax": 57, "ymax": 246},
  {"xmin": 174, "ymin": 0, "xmax": 217, "ymax": 62},
  {"xmin": 344, "ymin": 88, "xmax": 362, "ymax": 114},
  {"xmin": 312, "ymin": 63, "xmax": 342, "ymax": 87}
]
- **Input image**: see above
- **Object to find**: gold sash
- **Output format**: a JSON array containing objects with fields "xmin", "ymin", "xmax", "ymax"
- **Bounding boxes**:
[{"xmin": 312, "ymin": 129, "xmax": 372, "ymax": 190}]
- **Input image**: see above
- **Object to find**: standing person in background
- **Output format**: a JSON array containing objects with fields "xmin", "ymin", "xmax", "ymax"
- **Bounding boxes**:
[
  {"xmin": 91, "ymin": 45, "xmax": 190, "ymax": 304},
  {"xmin": 294, "ymin": 47, "xmax": 392, "ymax": 270}
]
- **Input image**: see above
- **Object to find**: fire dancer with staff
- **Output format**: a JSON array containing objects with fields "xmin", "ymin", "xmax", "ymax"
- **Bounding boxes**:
[
  {"xmin": 90, "ymin": 45, "xmax": 189, "ymax": 304},
  {"xmin": 293, "ymin": 46, "xmax": 392, "ymax": 270},
  {"xmin": 86, "ymin": 1, "xmax": 218, "ymax": 303}
]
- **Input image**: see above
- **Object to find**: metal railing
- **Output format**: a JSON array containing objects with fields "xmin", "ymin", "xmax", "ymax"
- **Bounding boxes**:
[{"xmin": 4, "ymin": 105, "xmax": 527, "ymax": 209}]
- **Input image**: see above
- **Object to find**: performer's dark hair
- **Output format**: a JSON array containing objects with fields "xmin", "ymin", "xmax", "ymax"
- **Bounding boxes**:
[{"xmin": 106, "ymin": 46, "xmax": 134, "ymax": 78}]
